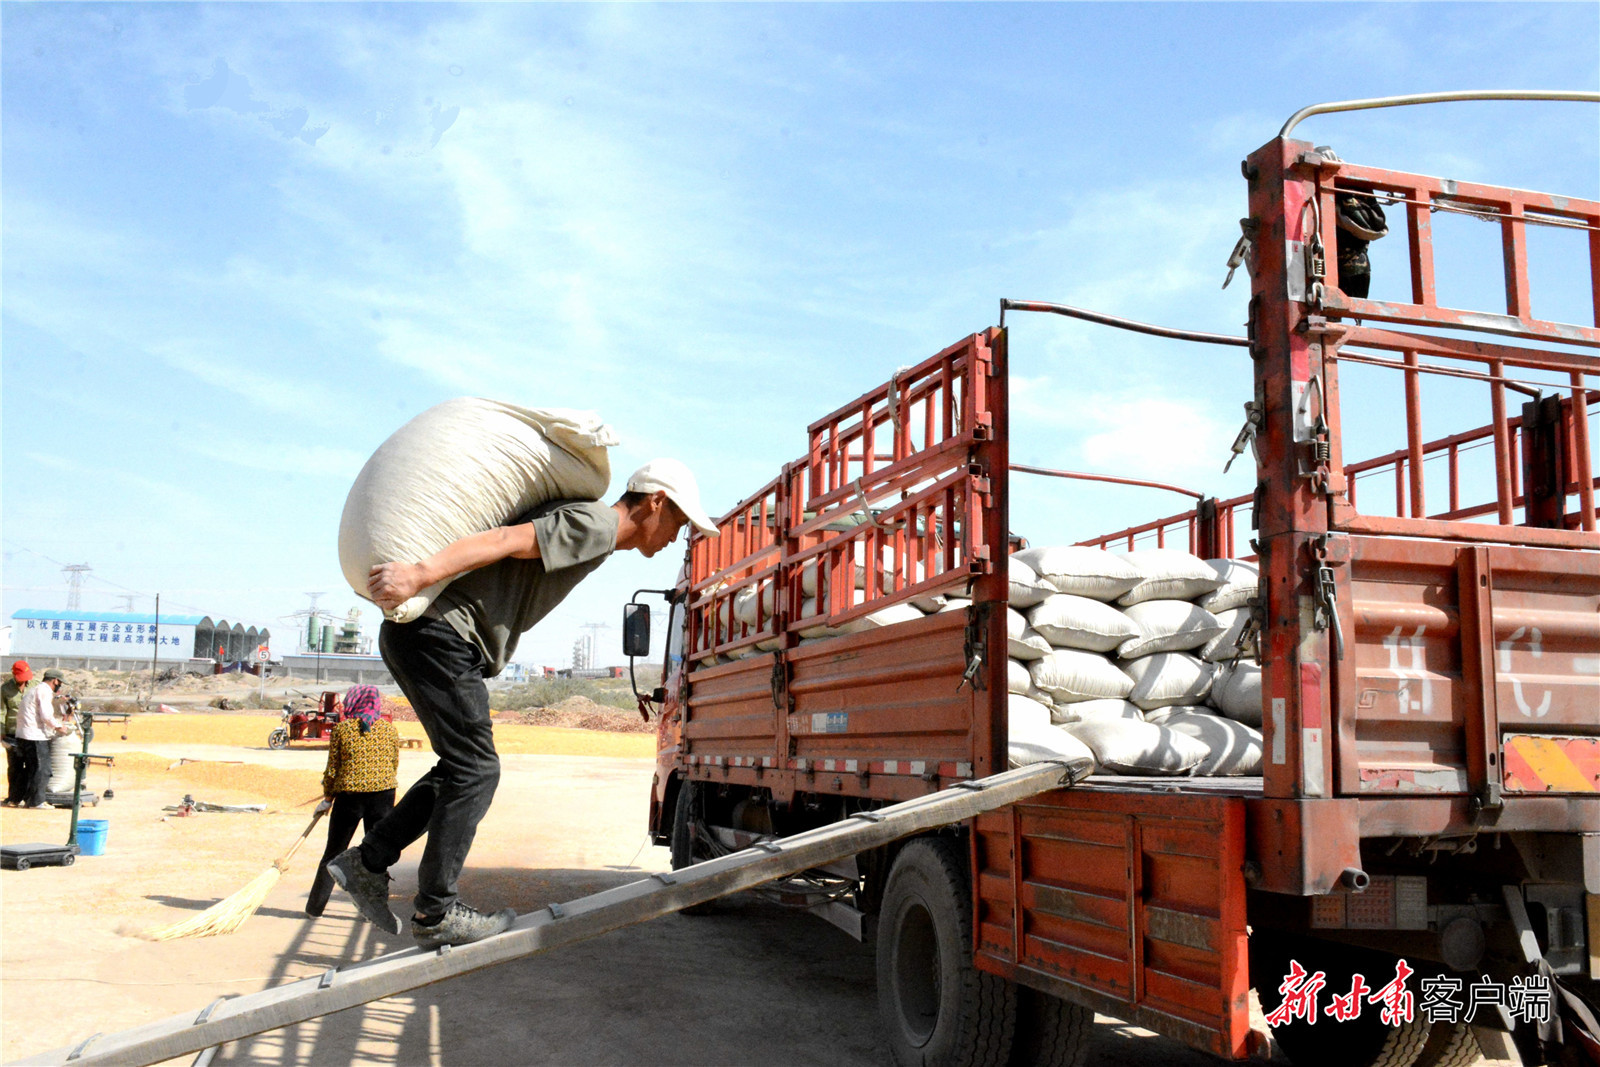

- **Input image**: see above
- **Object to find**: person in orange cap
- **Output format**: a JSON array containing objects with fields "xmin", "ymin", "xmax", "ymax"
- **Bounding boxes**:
[{"xmin": 2, "ymin": 661, "xmax": 33, "ymax": 806}]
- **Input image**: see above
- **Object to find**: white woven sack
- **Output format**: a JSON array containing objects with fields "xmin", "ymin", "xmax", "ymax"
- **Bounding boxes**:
[
  {"xmin": 1028, "ymin": 594, "xmax": 1139, "ymax": 653},
  {"xmin": 837, "ymin": 601, "xmax": 924, "ymax": 634},
  {"xmin": 1200, "ymin": 608, "xmax": 1256, "ymax": 663},
  {"xmin": 337, "ymin": 398, "xmax": 611, "ymax": 620},
  {"xmin": 339, "ymin": 398, "xmax": 616, "ymax": 622},
  {"xmin": 1161, "ymin": 711, "xmax": 1263, "ymax": 776},
  {"xmin": 1051, "ymin": 698, "xmax": 1142, "ymax": 725},
  {"xmin": 1013, "ymin": 546, "xmax": 1141, "ymax": 602},
  {"xmin": 732, "ymin": 584, "xmax": 776, "ymax": 627},
  {"xmin": 1198, "ymin": 559, "xmax": 1259, "ymax": 613},
  {"xmin": 796, "ymin": 597, "xmax": 830, "ymax": 639},
  {"xmin": 939, "ymin": 598, "xmax": 970, "ymax": 614},
  {"xmin": 1141, "ymin": 704, "xmax": 1212, "ymax": 725},
  {"xmin": 1008, "ymin": 557, "xmax": 1056, "ymax": 609},
  {"xmin": 1065, "ymin": 719, "xmax": 1207, "ymax": 776},
  {"xmin": 1211, "ymin": 661, "xmax": 1264, "ymax": 726},
  {"xmin": 1007, "ymin": 608, "xmax": 1051, "ymax": 661},
  {"xmin": 1008, "ymin": 695, "xmax": 1096, "ymax": 770},
  {"xmin": 1116, "ymin": 549, "xmax": 1224, "ymax": 607},
  {"xmin": 1030, "ymin": 649, "xmax": 1134, "ymax": 703},
  {"xmin": 1119, "ymin": 600, "xmax": 1226, "ymax": 658},
  {"xmin": 1008, "ymin": 658, "xmax": 1047, "ymax": 699},
  {"xmin": 1124, "ymin": 653, "xmax": 1215, "ymax": 710}
]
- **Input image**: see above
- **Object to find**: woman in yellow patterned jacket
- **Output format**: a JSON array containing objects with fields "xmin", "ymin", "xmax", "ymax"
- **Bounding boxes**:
[{"xmin": 306, "ymin": 685, "xmax": 401, "ymax": 918}]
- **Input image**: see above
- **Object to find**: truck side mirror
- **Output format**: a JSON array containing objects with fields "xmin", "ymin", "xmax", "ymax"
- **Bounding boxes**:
[{"xmin": 622, "ymin": 603, "xmax": 651, "ymax": 658}]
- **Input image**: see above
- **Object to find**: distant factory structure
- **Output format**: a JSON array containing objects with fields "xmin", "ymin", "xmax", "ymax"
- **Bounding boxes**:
[
  {"xmin": 279, "ymin": 607, "xmax": 392, "ymax": 685},
  {"xmin": 301, "ymin": 609, "xmax": 374, "ymax": 657},
  {"xmin": 9, "ymin": 609, "xmax": 271, "ymax": 672}
]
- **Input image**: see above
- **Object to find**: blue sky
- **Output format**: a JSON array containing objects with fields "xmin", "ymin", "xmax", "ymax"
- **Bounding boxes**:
[{"xmin": 3, "ymin": 3, "xmax": 1597, "ymax": 669}]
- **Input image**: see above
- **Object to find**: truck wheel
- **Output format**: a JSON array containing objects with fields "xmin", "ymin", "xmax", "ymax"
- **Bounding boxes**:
[
  {"xmin": 268, "ymin": 729, "xmax": 289, "ymax": 750},
  {"xmin": 877, "ymin": 837, "xmax": 1016, "ymax": 1067},
  {"xmin": 669, "ymin": 780, "xmax": 716, "ymax": 916},
  {"xmin": 1253, "ymin": 935, "xmax": 1431, "ymax": 1067},
  {"xmin": 1010, "ymin": 986, "xmax": 1092, "ymax": 1067},
  {"xmin": 1412, "ymin": 1022, "xmax": 1482, "ymax": 1067}
]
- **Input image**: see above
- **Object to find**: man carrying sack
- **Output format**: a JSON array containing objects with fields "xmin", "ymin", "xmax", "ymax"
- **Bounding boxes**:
[{"xmin": 329, "ymin": 459, "xmax": 718, "ymax": 948}]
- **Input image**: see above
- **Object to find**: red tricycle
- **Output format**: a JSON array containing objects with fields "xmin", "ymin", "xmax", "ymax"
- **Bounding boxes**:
[{"xmin": 266, "ymin": 692, "xmax": 341, "ymax": 749}]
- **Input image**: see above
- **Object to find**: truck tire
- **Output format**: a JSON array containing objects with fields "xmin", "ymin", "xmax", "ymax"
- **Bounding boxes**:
[
  {"xmin": 1010, "ymin": 986, "xmax": 1092, "ymax": 1067},
  {"xmin": 877, "ymin": 837, "xmax": 1016, "ymax": 1067},
  {"xmin": 669, "ymin": 780, "xmax": 716, "ymax": 916},
  {"xmin": 1252, "ymin": 935, "xmax": 1431, "ymax": 1067},
  {"xmin": 1412, "ymin": 1022, "xmax": 1482, "ymax": 1067}
]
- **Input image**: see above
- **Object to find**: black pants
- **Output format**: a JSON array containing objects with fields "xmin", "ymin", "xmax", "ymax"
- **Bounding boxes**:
[
  {"xmin": 19, "ymin": 739, "xmax": 51, "ymax": 807},
  {"xmin": 307, "ymin": 788, "xmax": 396, "ymax": 916},
  {"xmin": 359, "ymin": 617, "xmax": 500, "ymax": 920},
  {"xmin": 4, "ymin": 735, "xmax": 24, "ymax": 804}
]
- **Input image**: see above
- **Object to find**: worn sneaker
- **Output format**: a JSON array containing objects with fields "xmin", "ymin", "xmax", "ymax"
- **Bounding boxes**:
[
  {"xmin": 326, "ymin": 848, "xmax": 402, "ymax": 935},
  {"xmin": 411, "ymin": 902, "xmax": 515, "ymax": 948}
]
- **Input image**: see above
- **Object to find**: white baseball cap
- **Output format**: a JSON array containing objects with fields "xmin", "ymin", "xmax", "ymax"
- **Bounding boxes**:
[{"xmin": 627, "ymin": 459, "xmax": 719, "ymax": 536}]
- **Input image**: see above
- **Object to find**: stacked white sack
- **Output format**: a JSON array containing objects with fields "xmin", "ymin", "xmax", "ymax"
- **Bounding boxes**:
[
  {"xmin": 1005, "ymin": 546, "xmax": 1200, "ymax": 776},
  {"xmin": 1007, "ymin": 693, "xmax": 1097, "ymax": 771},
  {"xmin": 1003, "ymin": 546, "xmax": 1270, "ymax": 776},
  {"xmin": 717, "ymin": 548, "xmax": 980, "ymax": 662}
]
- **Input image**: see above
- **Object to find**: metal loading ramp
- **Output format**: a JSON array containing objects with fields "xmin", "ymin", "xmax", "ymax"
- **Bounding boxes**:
[{"xmin": 16, "ymin": 758, "xmax": 1092, "ymax": 1067}]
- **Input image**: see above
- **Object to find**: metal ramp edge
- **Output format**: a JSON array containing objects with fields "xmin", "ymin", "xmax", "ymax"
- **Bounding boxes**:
[{"xmin": 15, "ymin": 758, "xmax": 1092, "ymax": 1067}]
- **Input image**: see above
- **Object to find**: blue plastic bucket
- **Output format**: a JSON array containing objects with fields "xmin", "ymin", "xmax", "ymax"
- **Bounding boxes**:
[{"xmin": 77, "ymin": 819, "xmax": 108, "ymax": 857}]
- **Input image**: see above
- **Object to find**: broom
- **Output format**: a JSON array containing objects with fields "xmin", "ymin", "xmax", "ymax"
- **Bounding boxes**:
[{"xmin": 150, "ymin": 806, "xmax": 328, "ymax": 940}]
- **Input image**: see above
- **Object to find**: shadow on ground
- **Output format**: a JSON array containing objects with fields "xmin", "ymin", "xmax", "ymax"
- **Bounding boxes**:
[{"xmin": 204, "ymin": 866, "xmax": 1277, "ymax": 1067}]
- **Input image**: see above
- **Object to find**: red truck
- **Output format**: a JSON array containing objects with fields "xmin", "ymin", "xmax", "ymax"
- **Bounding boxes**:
[{"xmin": 638, "ymin": 95, "xmax": 1600, "ymax": 1067}]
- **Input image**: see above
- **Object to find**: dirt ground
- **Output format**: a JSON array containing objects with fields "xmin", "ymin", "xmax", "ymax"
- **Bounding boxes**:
[{"xmin": 0, "ymin": 712, "xmax": 1499, "ymax": 1067}]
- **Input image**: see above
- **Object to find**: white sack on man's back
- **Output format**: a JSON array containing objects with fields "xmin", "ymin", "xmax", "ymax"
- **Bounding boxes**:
[{"xmin": 339, "ymin": 398, "xmax": 616, "ymax": 623}]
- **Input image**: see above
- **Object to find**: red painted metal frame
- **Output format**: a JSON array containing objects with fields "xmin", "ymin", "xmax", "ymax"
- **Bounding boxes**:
[
  {"xmin": 1238, "ymin": 136, "xmax": 1600, "ymax": 896},
  {"xmin": 1305, "ymin": 155, "xmax": 1600, "ymax": 348},
  {"xmin": 679, "ymin": 330, "xmax": 1009, "ymax": 795}
]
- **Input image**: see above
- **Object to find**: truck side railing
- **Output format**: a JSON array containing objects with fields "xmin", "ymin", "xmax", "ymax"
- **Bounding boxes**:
[{"xmin": 686, "ymin": 332, "xmax": 1002, "ymax": 664}]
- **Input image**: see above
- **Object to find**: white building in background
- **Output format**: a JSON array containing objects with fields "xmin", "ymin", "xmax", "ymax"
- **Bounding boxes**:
[
  {"xmin": 0, "ymin": 626, "xmax": 10, "ymax": 658},
  {"xmin": 8, "ymin": 610, "xmax": 270, "ymax": 670}
]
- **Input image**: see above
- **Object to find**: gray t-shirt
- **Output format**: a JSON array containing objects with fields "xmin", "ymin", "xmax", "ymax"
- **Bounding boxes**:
[{"xmin": 428, "ymin": 499, "xmax": 618, "ymax": 676}]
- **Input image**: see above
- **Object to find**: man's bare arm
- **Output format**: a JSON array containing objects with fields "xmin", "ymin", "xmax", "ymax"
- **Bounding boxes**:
[{"xmin": 367, "ymin": 524, "xmax": 541, "ymax": 611}]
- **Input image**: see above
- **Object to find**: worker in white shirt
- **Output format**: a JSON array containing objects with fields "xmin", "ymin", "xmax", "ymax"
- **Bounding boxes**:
[{"xmin": 15, "ymin": 669, "xmax": 70, "ymax": 808}]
